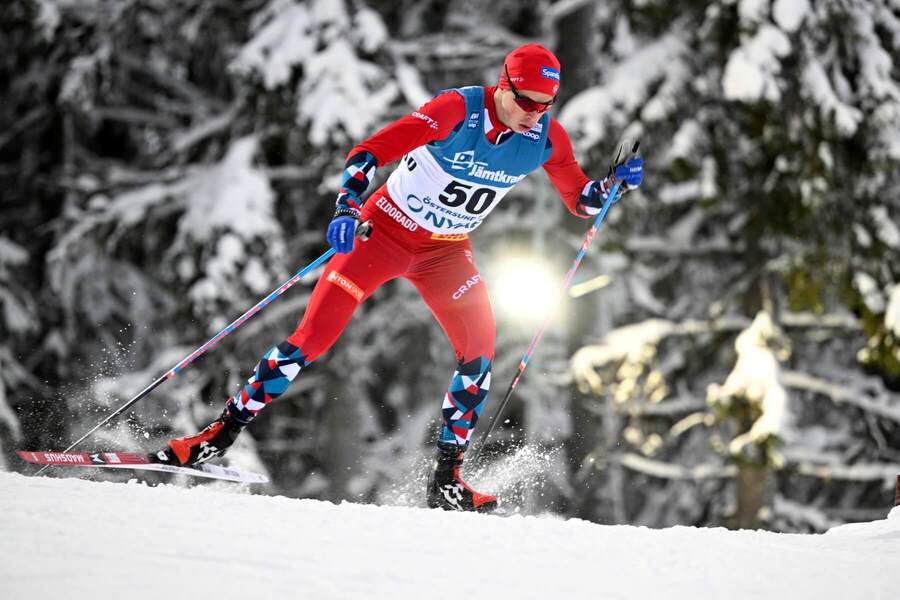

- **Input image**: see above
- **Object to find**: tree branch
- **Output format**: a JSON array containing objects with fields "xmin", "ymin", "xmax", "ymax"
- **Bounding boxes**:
[
  {"xmin": 781, "ymin": 370, "xmax": 900, "ymax": 425},
  {"xmin": 617, "ymin": 452, "xmax": 737, "ymax": 480}
]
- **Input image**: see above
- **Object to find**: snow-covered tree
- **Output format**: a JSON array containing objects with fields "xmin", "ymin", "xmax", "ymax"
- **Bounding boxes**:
[{"xmin": 568, "ymin": 0, "xmax": 900, "ymax": 530}]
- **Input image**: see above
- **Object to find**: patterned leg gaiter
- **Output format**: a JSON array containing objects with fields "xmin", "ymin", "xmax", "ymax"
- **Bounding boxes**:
[
  {"xmin": 225, "ymin": 341, "xmax": 307, "ymax": 425},
  {"xmin": 440, "ymin": 356, "xmax": 492, "ymax": 451}
]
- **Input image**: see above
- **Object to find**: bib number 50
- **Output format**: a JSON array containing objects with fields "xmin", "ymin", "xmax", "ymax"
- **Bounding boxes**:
[{"xmin": 438, "ymin": 181, "xmax": 497, "ymax": 215}]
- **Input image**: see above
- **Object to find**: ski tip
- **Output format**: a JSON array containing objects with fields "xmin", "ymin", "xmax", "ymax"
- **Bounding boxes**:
[{"xmin": 17, "ymin": 451, "xmax": 42, "ymax": 464}]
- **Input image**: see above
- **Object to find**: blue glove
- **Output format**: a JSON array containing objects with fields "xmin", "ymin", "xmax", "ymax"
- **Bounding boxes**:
[
  {"xmin": 327, "ymin": 209, "xmax": 359, "ymax": 254},
  {"xmin": 611, "ymin": 155, "xmax": 644, "ymax": 191}
]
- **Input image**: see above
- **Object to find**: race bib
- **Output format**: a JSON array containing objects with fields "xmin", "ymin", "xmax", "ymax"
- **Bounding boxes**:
[{"xmin": 386, "ymin": 147, "xmax": 516, "ymax": 235}]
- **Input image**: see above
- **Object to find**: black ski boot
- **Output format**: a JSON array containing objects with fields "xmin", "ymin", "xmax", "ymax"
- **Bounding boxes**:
[
  {"xmin": 427, "ymin": 442, "xmax": 497, "ymax": 512},
  {"xmin": 155, "ymin": 408, "xmax": 245, "ymax": 466}
]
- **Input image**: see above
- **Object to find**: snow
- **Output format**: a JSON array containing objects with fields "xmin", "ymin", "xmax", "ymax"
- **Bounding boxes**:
[
  {"xmin": 559, "ymin": 32, "xmax": 686, "ymax": 152},
  {"xmin": 0, "ymin": 237, "xmax": 36, "ymax": 335},
  {"xmin": 854, "ymin": 223, "xmax": 873, "ymax": 248},
  {"xmin": 658, "ymin": 180, "xmax": 707, "ymax": 205},
  {"xmin": 870, "ymin": 206, "xmax": 900, "ymax": 249},
  {"xmin": 35, "ymin": 0, "xmax": 100, "ymax": 39},
  {"xmin": 781, "ymin": 369, "xmax": 900, "ymax": 428},
  {"xmin": 394, "ymin": 57, "xmax": 432, "ymax": 109},
  {"xmin": 738, "ymin": 0, "xmax": 768, "ymax": 24},
  {"xmin": 854, "ymin": 5, "xmax": 900, "ymax": 160},
  {"xmin": 573, "ymin": 319, "xmax": 675, "ymax": 386},
  {"xmin": 665, "ymin": 119, "xmax": 703, "ymax": 163},
  {"xmin": 231, "ymin": 0, "xmax": 315, "ymax": 89},
  {"xmin": 0, "ymin": 373, "xmax": 21, "ymax": 461},
  {"xmin": 710, "ymin": 312, "xmax": 792, "ymax": 452},
  {"xmin": 2, "ymin": 471, "xmax": 899, "ymax": 599},
  {"xmin": 0, "ymin": 236, "xmax": 29, "ymax": 268},
  {"xmin": 297, "ymin": 38, "xmax": 399, "ymax": 146},
  {"xmin": 231, "ymin": 0, "xmax": 398, "ymax": 146},
  {"xmin": 352, "ymin": 7, "xmax": 389, "ymax": 53},
  {"xmin": 886, "ymin": 284, "xmax": 900, "ymax": 337},
  {"xmin": 854, "ymin": 272, "xmax": 886, "ymax": 314},
  {"xmin": 0, "ymin": 287, "xmax": 34, "ymax": 335},
  {"xmin": 175, "ymin": 135, "xmax": 284, "ymax": 326},
  {"xmin": 34, "ymin": 0, "xmax": 61, "ymax": 38},
  {"xmin": 803, "ymin": 55, "xmax": 863, "ymax": 136},
  {"xmin": 657, "ymin": 157, "xmax": 719, "ymax": 206},
  {"xmin": 772, "ymin": 0, "xmax": 810, "ymax": 33},
  {"xmin": 179, "ymin": 136, "xmax": 278, "ymax": 243},
  {"xmin": 855, "ymin": 9, "xmax": 899, "ymax": 101},
  {"xmin": 722, "ymin": 25, "xmax": 791, "ymax": 103}
]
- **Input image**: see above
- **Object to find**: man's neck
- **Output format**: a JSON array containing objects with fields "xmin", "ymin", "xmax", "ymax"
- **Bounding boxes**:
[{"xmin": 491, "ymin": 87, "xmax": 512, "ymax": 130}]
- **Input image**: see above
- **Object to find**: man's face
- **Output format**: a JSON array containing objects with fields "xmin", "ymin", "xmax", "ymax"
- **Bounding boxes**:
[{"xmin": 501, "ymin": 88, "xmax": 554, "ymax": 132}]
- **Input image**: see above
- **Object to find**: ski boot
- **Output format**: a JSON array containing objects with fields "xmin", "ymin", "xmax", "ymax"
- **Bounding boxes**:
[
  {"xmin": 427, "ymin": 442, "xmax": 497, "ymax": 512},
  {"xmin": 155, "ymin": 408, "xmax": 245, "ymax": 466}
]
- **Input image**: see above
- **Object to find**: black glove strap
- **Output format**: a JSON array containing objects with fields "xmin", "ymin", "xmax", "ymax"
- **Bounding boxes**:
[{"xmin": 333, "ymin": 207, "xmax": 360, "ymax": 220}]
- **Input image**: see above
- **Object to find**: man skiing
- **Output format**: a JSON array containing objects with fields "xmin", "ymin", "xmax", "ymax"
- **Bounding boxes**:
[{"xmin": 157, "ymin": 43, "xmax": 644, "ymax": 512}]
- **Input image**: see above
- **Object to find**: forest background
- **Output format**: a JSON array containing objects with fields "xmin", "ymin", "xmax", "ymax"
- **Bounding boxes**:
[{"xmin": 2, "ymin": 0, "xmax": 900, "ymax": 532}]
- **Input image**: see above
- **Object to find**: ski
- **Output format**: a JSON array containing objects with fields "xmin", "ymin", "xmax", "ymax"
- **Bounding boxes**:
[{"xmin": 17, "ymin": 451, "xmax": 268, "ymax": 484}]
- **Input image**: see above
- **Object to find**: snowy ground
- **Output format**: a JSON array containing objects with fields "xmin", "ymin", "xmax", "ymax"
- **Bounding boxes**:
[{"xmin": 1, "ymin": 471, "xmax": 898, "ymax": 600}]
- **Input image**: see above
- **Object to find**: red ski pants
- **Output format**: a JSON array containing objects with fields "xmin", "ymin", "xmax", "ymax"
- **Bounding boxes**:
[{"xmin": 286, "ymin": 186, "xmax": 496, "ymax": 364}]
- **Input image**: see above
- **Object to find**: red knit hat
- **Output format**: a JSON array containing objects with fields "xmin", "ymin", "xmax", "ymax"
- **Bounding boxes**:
[{"xmin": 498, "ymin": 43, "xmax": 561, "ymax": 97}]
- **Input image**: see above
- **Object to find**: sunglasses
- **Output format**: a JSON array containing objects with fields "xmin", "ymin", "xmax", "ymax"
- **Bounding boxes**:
[{"xmin": 505, "ymin": 65, "xmax": 556, "ymax": 113}]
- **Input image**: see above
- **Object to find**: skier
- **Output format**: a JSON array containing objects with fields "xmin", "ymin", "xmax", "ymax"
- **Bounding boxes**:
[{"xmin": 157, "ymin": 43, "xmax": 644, "ymax": 512}]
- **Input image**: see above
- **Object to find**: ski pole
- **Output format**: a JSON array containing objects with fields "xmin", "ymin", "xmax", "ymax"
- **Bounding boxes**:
[
  {"xmin": 35, "ymin": 222, "xmax": 372, "ymax": 475},
  {"xmin": 471, "ymin": 142, "xmax": 639, "ymax": 462}
]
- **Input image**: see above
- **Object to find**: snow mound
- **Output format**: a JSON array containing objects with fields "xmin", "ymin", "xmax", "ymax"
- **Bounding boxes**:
[{"xmin": 1, "ymin": 472, "xmax": 898, "ymax": 599}]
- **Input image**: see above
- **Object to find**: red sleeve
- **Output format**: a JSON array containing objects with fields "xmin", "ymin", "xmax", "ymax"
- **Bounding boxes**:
[
  {"xmin": 543, "ymin": 118, "xmax": 592, "ymax": 217},
  {"xmin": 346, "ymin": 91, "xmax": 467, "ymax": 166}
]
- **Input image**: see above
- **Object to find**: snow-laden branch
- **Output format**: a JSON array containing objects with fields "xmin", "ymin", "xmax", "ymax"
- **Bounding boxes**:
[
  {"xmin": 625, "ymin": 236, "xmax": 745, "ymax": 256},
  {"xmin": 617, "ymin": 441, "xmax": 900, "ymax": 486},
  {"xmin": 779, "ymin": 312, "xmax": 861, "ymax": 330},
  {"xmin": 613, "ymin": 441, "xmax": 900, "ymax": 485},
  {"xmin": 232, "ymin": 0, "xmax": 398, "ymax": 146},
  {"xmin": 854, "ymin": 2, "xmax": 900, "ymax": 160},
  {"xmin": 773, "ymin": 495, "xmax": 842, "ymax": 531},
  {"xmin": 617, "ymin": 452, "xmax": 736, "ymax": 480},
  {"xmin": 582, "ymin": 396, "xmax": 706, "ymax": 418},
  {"xmin": 559, "ymin": 30, "xmax": 688, "ymax": 152},
  {"xmin": 783, "ymin": 448, "xmax": 900, "ymax": 485},
  {"xmin": 708, "ymin": 312, "xmax": 792, "ymax": 454},
  {"xmin": 169, "ymin": 102, "xmax": 241, "ymax": 154},
  {"xmin": 546, "ymin": 0, "xmax": 596, "ymax": 25},
  {"xmin": 801, "ymin": 47, "xmax": 863, "ymax": 137},
  {"xmin": 572, "ymin": 312, "xmax": 863, "ymax": 395},
  {"xmin": 781, "ymin": 370, "xmax": 900, "ymax": 425}
]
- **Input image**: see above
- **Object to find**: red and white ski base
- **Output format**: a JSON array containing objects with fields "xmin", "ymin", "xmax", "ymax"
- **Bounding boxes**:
[{"xmin": 17, "ymin": 451, "xmax": 268, "ymax": 484}]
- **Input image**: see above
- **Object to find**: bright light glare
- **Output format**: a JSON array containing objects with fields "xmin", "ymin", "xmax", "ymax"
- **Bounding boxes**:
[{"xmin": 491, "ymin": 256, "xmax": 562, "ymax": 323}]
